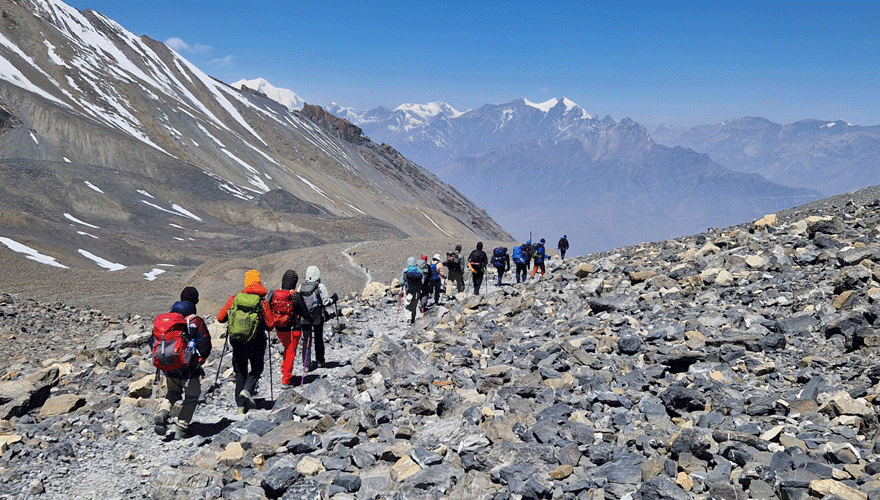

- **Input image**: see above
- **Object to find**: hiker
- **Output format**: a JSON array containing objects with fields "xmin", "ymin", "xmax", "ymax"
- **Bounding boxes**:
[
  {"xmin": 558, "ymin": 235, "xmax": 569, "ymax": 260},
  {"xmin": 468, "ymin": 242, "xmax": 489, "ymax": 295},
  {"xmin": 152, "ymin": 286, "xmax": 212, "ymax": 440},
  {"xmin": 401, "ymin": 256, "xmax": 423, "ymax": 324},
  {"xmin": 491, "ymin": 246, "xmax": 511, "ymax": 286},
  {"xmin": 530, "ymin": 238, "xmax": 547, "ymax": 278},
  {"xmin": 512, "ymin": 244, "xmax": 528, "ymax": 283},
  {"xmin": 429, "ymin": 254, "xmax": 446, "ymax": 305},
  {"xmin": 445, "ymin": 244, "xmax": 465, "ymax": 297},
  {"xmin": 267, "ymin": 270, "xmax": 312, "ymax": 387},
  {"xmin": 298, "ymin": 265, "xmax": 336, "ymax": 371},
  {"xmin": 522, "ymin": 240, "xmax": 533, "ymax": 273},
  {"xmin": 217, "ymin": 269, "xmax": 270, "ymax": 412},
  {"xmin": 418, "ymin": 254, "xmax": 432, "ymax": 311}
]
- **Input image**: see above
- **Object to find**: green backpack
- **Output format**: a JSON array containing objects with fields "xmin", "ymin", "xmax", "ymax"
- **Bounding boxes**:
[{"xmin": 227, "ymin": 292, "xmax": 262, "ymax": 341}]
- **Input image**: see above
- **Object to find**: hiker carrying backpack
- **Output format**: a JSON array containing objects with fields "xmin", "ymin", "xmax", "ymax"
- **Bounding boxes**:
[
  {"xmin": 491, "ymin": 246, "xmax": 510, "ymax": 286},
  {"xmin": 217, "ymin": 269, "xmax": 270, "ymax": 412},
  {"xmin": 152, "ymin": 289, "xmax": 211, "ymax": 441},
  {"xmin": 529, "ymin": 239, "xmax": 547, "ymax": 279},
  {"xmin": 468, "ymin": 242, "xmax": 489, "ymax": 295},
  {"xmin": 558, "ymin": 235, "xmax": 569, "ymax": 260},
  {"xmin": 513, "ymin": 245, "xmax": 529, "ymax": 283},
  {"xmin": 401, "ymin": 257, "xmax": 423, "ymax": 324},
  {"xmin": 298, "ymin": 266, "xmax": 335, "ymax": 371},
  {"xmin": 268, "ymin": 269, "xmax": 312, "ymax": 387},
  {"xmin": 445, "ymin": 244, "xmax": 465, "ymax": 297}
]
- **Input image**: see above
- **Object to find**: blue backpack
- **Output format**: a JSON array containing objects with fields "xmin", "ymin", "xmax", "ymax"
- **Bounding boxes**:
[
  {"xmin": 533, "ymin": 244, "xmax": 545, "ymax": 264},
  {"xmin": 429, "ymin": 263, "xmax": 440, "ymax": 281},
  {"xmin": 512, "ymin": 246, "xmax": 524, "ymax": 264},
  {"xmin": 491, "ymin": 247, "xmax": 506, "ymax": 268},
  {"xmin": 404, "ymin": 265, "xmax": 422, "ymax": 292}
]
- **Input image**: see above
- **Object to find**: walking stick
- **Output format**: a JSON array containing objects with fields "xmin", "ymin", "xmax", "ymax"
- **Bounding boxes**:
[
  {"xmin": 207, "ymin": 335, "xmax": 229, "ymax": 395},
  {"xmin": 301, "ymin": 333, "xmax": 311, "ymax": 386},
  {"xmin": 267, "ymin": 334, "xmax": 274, "ymax": 402}
]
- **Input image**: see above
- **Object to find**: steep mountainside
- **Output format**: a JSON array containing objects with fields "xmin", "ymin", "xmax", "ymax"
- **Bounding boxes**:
[
  {"xmin": 329, "ymin": 97, "xmax": 819, "ymax": 254},
  {"xmin": 0, "ymin": 0, "xmax": 509, "ymax": 289},
  {"xmin": 652, "ymin": 117, "xmax": 880, "ymax": 197}
]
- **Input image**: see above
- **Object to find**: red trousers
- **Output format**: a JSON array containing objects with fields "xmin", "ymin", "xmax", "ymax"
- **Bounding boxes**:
[{"xmin": 277, "ymin": 329, "xmax": 302, "ymax": 385}]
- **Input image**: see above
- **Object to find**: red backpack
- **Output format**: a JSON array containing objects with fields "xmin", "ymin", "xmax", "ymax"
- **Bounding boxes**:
[
  {"xmin": 269, "ymin": 289, "xmax": 295, "ymax": 330},
  {"xmin": 152, "ymin": 312, "xmax": 194, "ymax": 371}
]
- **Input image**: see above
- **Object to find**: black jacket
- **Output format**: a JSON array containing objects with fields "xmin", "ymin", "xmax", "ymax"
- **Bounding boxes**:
[{"xmin": 468, "ymin": 247, "xmax": 489, "ymax": 275}]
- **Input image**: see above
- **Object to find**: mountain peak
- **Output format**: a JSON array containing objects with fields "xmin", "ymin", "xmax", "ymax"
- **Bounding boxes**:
[
  {"xmin": 394, "ymin": 102, "xmax": 462, "ymax": 120},
  {"xmin": 523, "ymin": 97, "xmax": 591, "ymax": 119},
  {"xmin": 231, "ymin": 78, "xmax": 304, "ymax": 111}
]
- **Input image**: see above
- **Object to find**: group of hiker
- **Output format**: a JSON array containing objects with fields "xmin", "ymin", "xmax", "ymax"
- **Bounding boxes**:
[
  {"xmin": 400, "ymin": 235, "xmax": 570, "ymax": 324},
  {"xmin": 150, "ymin": 267, "xmax": 336, "ymax": 440},
  {"xmin": 150, "ymin": 235, "xmax": 570, "ymax": 438}
]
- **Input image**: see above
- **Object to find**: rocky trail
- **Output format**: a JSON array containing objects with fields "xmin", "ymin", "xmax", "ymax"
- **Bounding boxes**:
[{"xmin": 4, "ymin": 188, "xmax": 880, "ymax": 499}]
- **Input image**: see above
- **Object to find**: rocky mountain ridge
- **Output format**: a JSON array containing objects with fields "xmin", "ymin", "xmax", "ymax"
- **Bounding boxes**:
[
  {"xmin": 3, "ymin": 185, "xmax": 880, "ymax": 499},
  {"xmin": 0, "ymin": 0, "xmax": 510, "ymax": 310}
]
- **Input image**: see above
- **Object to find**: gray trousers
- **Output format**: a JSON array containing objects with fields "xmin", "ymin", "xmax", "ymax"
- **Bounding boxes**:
[{"xmin": 159, "ymin": 374, "xmax": 201, "ymax": 426}]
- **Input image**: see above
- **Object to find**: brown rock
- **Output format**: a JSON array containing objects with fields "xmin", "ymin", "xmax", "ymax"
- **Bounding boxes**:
[
  {"xmin": 809, "ymin": 479, "xmax": 867, "ymax": 500},
  {"xmin": 39, "ymin": 394, "xmax": 86, "ymax": 419}
]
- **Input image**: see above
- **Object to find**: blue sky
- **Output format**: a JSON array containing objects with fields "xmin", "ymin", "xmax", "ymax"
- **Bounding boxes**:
[{"xmin": 67, "ymin": 1, "xmax": 879, "ymax": 127}]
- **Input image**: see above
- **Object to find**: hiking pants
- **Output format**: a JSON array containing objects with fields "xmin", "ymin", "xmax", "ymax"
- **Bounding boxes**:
[
  {"xmin": 515, "ymin": 262, "xmax": 527, "ymax": 283},
  {"xmin": 530, "ymin": 262, "xmax": 546, "ymax": 278},
  {"xmin": 161, "ymin": 373, "xmax": 201, "ymax": 424},
  {"xmin": 231, "ymin": 334, "xmax": 266, "ymax": 408},
  {"xmin": 405, "ymin": 290, "xmax": 419, "ymax": 323},
  {"xmin": 495, "ymin": 267, "xmax": 506, "ymax": 286},
  {"xmin": 560, "ymin": 249, "xmax": 567, "ymax": 260},
  {"xmin": 472, "ymin": 272, "xmax": 484, "ymax": 295},
  {"xmin": 302, "ymin": 323, "xmax": 325, "ymax": 366},
  {"xmin": 277, "ymin": 329, "xmax": 302, "ymax": 385},
  {"xmin": 430, "ymin": 279, "xmax": 442, "ymax": 304},
  {"xmin": 446, "ymin": 270, "xmax": 464, "ymax": 296}
]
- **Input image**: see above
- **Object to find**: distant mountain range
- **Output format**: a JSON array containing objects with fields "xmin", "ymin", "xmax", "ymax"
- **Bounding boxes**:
[
  {"xmin": 652, "ymin": 117, "xmax": 880, "ymax": 197},
  {"xmin": 326, "ymin": 98, "xmax": 824, "ymax": 254},
  {"xmin": 0, "ymin": 0, "xmax": 508, "ymax": 280}
]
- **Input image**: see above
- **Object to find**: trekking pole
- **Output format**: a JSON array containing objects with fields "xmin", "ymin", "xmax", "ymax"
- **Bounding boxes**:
[
  {"xmin": 150, "ymin": 366, "xmax": 160, "ymax": 401},
  {"xmin": 333, "ymin": 300, "xmax": 341, "ymax": 333},
  {"xmin": 301, "ymin": 333, "xmax": 311, "ymax": 386},
  {"xmin": 207, "ymin": 335, "xmax": 229, "ymax": 395},
  {"xmin": 267, "ymin": 334, "xmax": 274, "ymax": 401}
]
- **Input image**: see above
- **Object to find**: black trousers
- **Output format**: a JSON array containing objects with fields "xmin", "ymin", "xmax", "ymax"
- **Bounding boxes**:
[
  {"xmin": 516, "ymin": 263, "xmax": 528, "ymax": 282},
  {"xmin": 472, "ymin": 272, "xmax": 484, "ymax": 295},
  {"xmin": 230, "ymin": 334, "xmax": 265, "ymax": 408},
  {"xmin": 302, "ymin": 323, "xmax": 325, "ymax": 365}
]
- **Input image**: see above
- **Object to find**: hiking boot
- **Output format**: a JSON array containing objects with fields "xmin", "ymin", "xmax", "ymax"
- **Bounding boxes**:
[
  {"xmin": 170, "ymin": 422, "xmax": 189, "ymax": 440},
  {"xmin": 153, "ymin": 410, "xmax": 169, "ymax": 436},
  {"xmin": 240, "ymin": 389, "xmax": 255, "ymax": 409},
  {"xmin": 237, "ymin": 407, "xmax": 246, "ymax": 414}
]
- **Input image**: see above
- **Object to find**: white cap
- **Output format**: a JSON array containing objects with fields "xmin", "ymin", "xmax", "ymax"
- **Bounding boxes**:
[{"xmin": 433, "ymin": 253, "xmax": 441, "ymax": 261}]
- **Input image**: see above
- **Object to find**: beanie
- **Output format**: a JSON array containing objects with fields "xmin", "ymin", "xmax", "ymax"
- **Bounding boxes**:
[
  {"xmin": 180, "ymin": 286, "xmax": 199, "ymax": 304},
  {"xmin": 245, "ymin": 269, "xmax": 261, "ymax": 287},
  {"xmin": 171, "ymin": 300, "xmax": 196, "ymax": 316},
  {"xmin": 421, "ymin": 254, "xmax": 428, "ymax": 261},
  {"xmin": 281, "ymin": 269, "xmax": 298, "ymax": 290}
]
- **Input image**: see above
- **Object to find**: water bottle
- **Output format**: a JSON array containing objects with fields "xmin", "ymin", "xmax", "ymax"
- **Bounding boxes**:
[{"xmin": 185, "ymin": 338, "xmax": 196, "ymax": 364}]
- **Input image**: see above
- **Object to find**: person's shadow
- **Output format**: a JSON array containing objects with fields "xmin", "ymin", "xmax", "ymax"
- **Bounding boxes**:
[{"xmin": 189, "ymin": 417, "xmax": 235, "ymax": 438}]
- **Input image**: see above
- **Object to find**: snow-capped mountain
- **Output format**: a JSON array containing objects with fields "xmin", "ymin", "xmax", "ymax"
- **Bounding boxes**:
[
  {"xmin": 232, "ymin": 77, "xmax": 305, "ymax": 111},
  {"xmin": 329, "ymin": 96, "xmax": 818, "ymax": 253},
  {"xmin": 0, "ymin": 0, "xmax": 508, "ymax": 282},
  {"xmin": 652, "ymin": 117, "xmax": 880, "ymax": 197}
]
